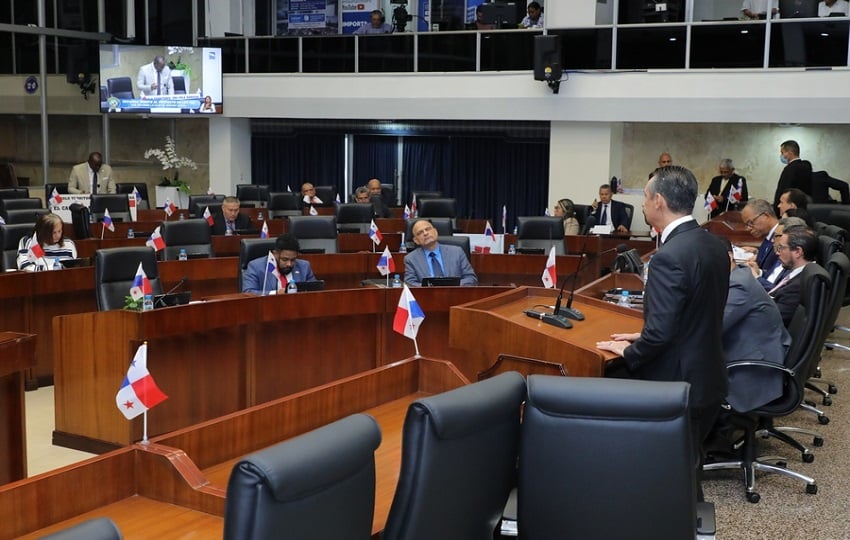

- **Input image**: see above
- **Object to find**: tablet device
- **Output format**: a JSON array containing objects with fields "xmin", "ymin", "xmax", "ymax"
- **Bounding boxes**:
[
  {"xmin": 153, "ymin": 291, "xmax": 192, "ymax": 308},
  {"xmin": 59, "ymin": 258, "xmax": 91, "ymax": 268},
  {"xmin": 235, "ymin": 228, "xmax": 258, "ymax": 235},
  {"xmin": 295, "ymin": 280, "xmax": 325, "ymax": 292},
  {"xmin": 299, "ymin": 248, "xmax": 326, "ymax": 254},
  {"xmin": 516, "ymin": 248, "xmax": 545, "ymax": 255},
  {"xmin": 421, "ymin": 277, "xmax": 461, "ymax": 287}
]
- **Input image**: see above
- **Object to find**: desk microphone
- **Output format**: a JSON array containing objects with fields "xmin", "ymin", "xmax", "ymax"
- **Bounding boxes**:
[
  {"xmin": 525, "ymin": 309, "xmax": 572, "ymax": 329},
  {"xmin": 553, "ymin": 239, "xmax": 627, "ymax": 321},
  {"xmin": 155, "ymin": 275, "xmax": 188, "ymax": 308}
]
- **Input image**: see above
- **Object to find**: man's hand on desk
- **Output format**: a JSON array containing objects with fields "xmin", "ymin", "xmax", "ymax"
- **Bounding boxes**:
[{"xmin": 596, "ymin": 333, "xmax": 640, "ymax": 356}]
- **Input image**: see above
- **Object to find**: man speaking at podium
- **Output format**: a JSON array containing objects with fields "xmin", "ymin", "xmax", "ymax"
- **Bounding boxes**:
[
  {"xmin": 68, "ymin": 151, "xmax": 116, "ymax": 194},
  {"xmin": 597, "ymin": 166, "xmax": 730, "ymax": 454}
]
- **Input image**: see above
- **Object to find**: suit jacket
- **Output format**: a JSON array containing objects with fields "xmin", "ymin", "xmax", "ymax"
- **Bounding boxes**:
[
  {"xmin": 242, "ymin": 257, "xmax": 315, "ymax": 295},
  {"xmin": 705, "ymin": 173, "xmax": 748, "ymax": 218},
  {"xmin": 136, "ymin": 62, "xmax": 173, "ymax": 96},
  {"xmin": 403, "ymin": 243, "xmax": 478, "ymax": 287},
  {"xmin": 623, "ymin": 220, "xmax": 730, "ymax": 409},
  {"xmin": 591, "ymin": 199, "xmax": 630, "ymax": 230},
  {"xmin": 724, "ymin": 267, "xmax": 790, "ymax": 412},
  {"xmin": 756, "ymin": 235, "xmax": 779, "ymax": 271},
  {"xmin": 770, "ymin": 271, "xmax": 802, "ymax": 327},
  {"xmin": 67, "ymin": 162, "xmax": 116, "ymax": 194},
  {"xmin": 210, "ymin": 212, "xmax": 254, "ymax": 236},
  {"xmin": 370, "ymin": 196, "xmax": 392, "ymax": 219},
  {"xmin": 773, "ymin": 158, "xmax": 813, "ymax": 205}
]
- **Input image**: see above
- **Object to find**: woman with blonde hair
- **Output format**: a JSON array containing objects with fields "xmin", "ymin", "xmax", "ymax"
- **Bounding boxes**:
[
  {"xmin": 553, "ymin": 198, "xmax": 580, "ymax": 235},
  {"xmin": 17, "ymin": 213, "xmax": 77, "ymax": 271}
]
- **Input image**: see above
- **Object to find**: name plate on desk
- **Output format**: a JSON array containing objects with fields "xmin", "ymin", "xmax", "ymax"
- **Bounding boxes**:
[
  {"xmin": 457, "ymin": 233, "xmax": 504, "ymax": 254},
  {"xmin": 49, "ymin": 194, "xmax": 90, "ymax": 224}
]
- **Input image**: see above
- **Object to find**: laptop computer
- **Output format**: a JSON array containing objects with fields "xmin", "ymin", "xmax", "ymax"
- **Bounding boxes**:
[
  {"xmin": 235, "ymin": 228, "xmax": 258, "ymax": 235},
  {"xmin": 299, "ymin": 248, "xmax": 326, "ymax": 254},
  {"xmin": 58, "ymin": 258, "xmax": 91, "ymax": 268},
  {"xmin": 153, "ymin": 291, "xmax": 192, "ymax": 308},
  {"xmin": 516, "ymin": 247, "xmax": 545, "ymax": 255},
  {"xmin": 295, "ymin": 280, "xmax": 326, "ymax": 292},
  {"xmin": 421, "ymin": 276, "xmax": 461, "ymax": 287}
]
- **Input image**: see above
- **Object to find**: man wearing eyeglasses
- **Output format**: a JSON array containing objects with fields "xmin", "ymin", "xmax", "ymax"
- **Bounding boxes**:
[
  {"xmin": 242, "ymin": 233, "xmax": 316, "ymax": 295},
  {"xmin": 769, "ymin": 225, "xmax": 818, "ymax": 327},
  {"xmin": 740, "ymin": 199, "xmax": 780, "ymax": 275}
]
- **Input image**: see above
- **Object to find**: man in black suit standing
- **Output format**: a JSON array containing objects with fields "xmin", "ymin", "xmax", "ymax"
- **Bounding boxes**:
[
  {"xmin": 597, "ymin": 166, "xmax": 730, "ymax": 456},
  {"xmin": 210, "ymin": 196, "xmax": 254, "ymax": 236},
  {"xmin": 773, "ymin": 139, "xmax": 813, "ymax": 206},
  {"xmin": 590, "ymin": 184, "xmax": 630, "ymax": 233}
]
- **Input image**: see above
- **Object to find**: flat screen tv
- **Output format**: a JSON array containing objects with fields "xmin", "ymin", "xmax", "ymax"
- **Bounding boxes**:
[{"xmin": 99, "ymin": 44, "xmax": 223, "ymax": 115}]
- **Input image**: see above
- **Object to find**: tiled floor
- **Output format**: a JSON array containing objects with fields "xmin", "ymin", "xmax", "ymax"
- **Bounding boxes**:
[{"xmin": 25, "ymin": 386, "xmax": 95, "ymax": 477}]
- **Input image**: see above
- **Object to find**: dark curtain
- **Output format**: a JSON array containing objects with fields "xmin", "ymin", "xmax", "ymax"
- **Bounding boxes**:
[
  {"xmin": 352, "ymin": 135, "xmax": 398, "ymax": 196},
  {"xmin": 402, "ymin": 136, "xmax": 549, "ymax": 232},
  {"xmin": 251, "ymin": 133, "xmax": 345, "ymax": 194}
]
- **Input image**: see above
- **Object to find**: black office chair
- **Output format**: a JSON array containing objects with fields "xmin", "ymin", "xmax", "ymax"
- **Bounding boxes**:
[
  {"xmin": 159, "ymin": 219, "xmax": 214, "ymax": 261},
  {"xmin": 404, "ymin": 218, "xmax": 454, "ymax": 252},
  {"xmin": 3, "ymin": 208, "xmax": 49, "ymax": 225},
  {"xmin": 1, "ymin": 223, "xmax": 32, "ymax": 271},
  {"xmin": 39, "ymin": 517, "xmax": 123, "ymax": 540},
  {"xmin": 106, "ymin": 76, "xmax": 134, "ymax": 99},
  {"xmin": 90, "ymin": 194, "xmax": 130, "ymax": 222},
  {"xmin": 95, "ymin": 247, "xmax": 163, "ymax": 311},
  {"xmin": 223, "ymin": 413, "xmax": 381, "ymax": 540},
  {"xmin": 417, "ymin": 198, "xmax": 457, "ymax": 219},
  {"xmin": 336, "ymin": 203, "xmax": 374, "ymax": 233},
  {"xmin": 312, "ymin": 185, "xmax": 337, "ymax": 206},
  {"xmin": 437, "ymin": 235, "xmax": 471, "ymax": 262},
  {"xmin": 818, "ymin": 223, "xmax": 848, "ymax": 245},
  {"xmin": 236, "ymin": 184, "xmax": 270, "ymax": 208},
  {"xmin": 704, "ymin": 263, "xmax": 830, "ymax": 502},
  {"xmin": 267, "ymin": 192, "xmax": 302, "ymax": 218},
  {"xmin": 807, "ymin": 203, "xmax": 843, "ymax": 224},
  {"xmin": 573, "ymin": 203, "xmax": 593, "ymax": 230},
  {"xmin": 69, "ymin": 203, "xmax": 92, "ymax": 239},
  {"xmin": 0, "ymin": 198, "xmax": 42, "ymax": 219},
  {"xmin": 622, "ymin": 202, "xmax": 635, "ymax": 230},
  {"xmin": 188, "ymin": 194, "xmax": 225, "ymax": 218},
  {"xmin": 288, "ymin": 216, "xmax": 338, "ymax": 254},
  {"xmin": 383, "ymin": 371, "xmax": 526, "ymax": 540},
  {"xmin": 116, "ymin": 182, "xmax": 151, "ymax": 210},
  {"xmin": 411, "ymin": 190, "xmax": 442, "ymax": 202},
  {"xmin": 0, "ymin": 188, "xmax": 28, "ymax": 200},
  {"xmin": 238, "ymin": 238, "xmax": 277, "ymax": 291},
  {"xmin": 516, "ymin": 216, "xmax": 565, "ymax": 255},
  {"xmin": 520, "ymin": 375, "xmax": 714, "ymax": 538},
  {"xmin": 44, "ymin": 182, "xmax": 70, "ymax": 203},
  {"xmin": 381, "ymin": 183, "xmax": 397, "ymax": 206},
  {"xmin": 173, "ymin": 76, "xmax": 187, "ymax": 94}
]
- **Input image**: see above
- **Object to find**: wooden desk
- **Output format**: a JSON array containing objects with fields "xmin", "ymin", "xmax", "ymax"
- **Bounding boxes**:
[
  {"xmin": 0, "ymin": 332, "xmax": 35, "ymax": 484},
  {"xmin": 6, "ymin": 358, "xmax": 465, "ymax": 540}
]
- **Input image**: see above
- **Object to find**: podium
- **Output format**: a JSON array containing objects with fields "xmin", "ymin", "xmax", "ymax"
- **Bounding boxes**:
[{"xmin": 0, "ymin": 332, "xmax": 35, "ymax": 484}]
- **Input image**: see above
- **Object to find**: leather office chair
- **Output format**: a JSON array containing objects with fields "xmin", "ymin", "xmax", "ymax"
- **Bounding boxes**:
[
  {"xmin": 807, "ymin": 252, "xmax": 850, "ymax": 402},
  {"xmin": 381, "ymin": 183, "xmax": 396, "ymax": 206},
  {"xmin": 1, "ymin": 223, "xmax": 32, "ymax": 271},
  {"xmin": 417, "ymin": 198, "xmax": 457, "ymax": 219},
  {"xmin": 173, "ymin": 76, "xmax": 187, "ymax": 94},
  {"xmin": 0, "ymin": 198, "xmax": 42, "ymax": 219},
  {"xmin": 116, "ymin": 182, "xmax": 150, "ymax": 210},
  {"xmin": 383, "ymin": 371, "xmax": 526, "ymax": 540},
  {"xmin": 106, "ymin": 76, "xmax": 134, "ymax": 99},
  {"xmin": 336, "ymin": 203, "xmax": 374, "ymax": 233},
  {"xmin": 236, "ymin": 184, "xmax": 270, "ymax": 208},
  {"xmin": 159, "ymin": 219, "xmax": 214, "ymax": 261},
  {"xmin": 818, "ymin": 223, "xmax": 848, "ymax": 245},
  {"xmin": 44, "ymin": 182, "xmax": 70, "ymax": 202},
  {"xmin": 267, "ymin": 192, "xmax": 302, "ymax": 218},
  {"xmin": 90, "ymin": 194, "xmax": 130, "ymax": 222},
  {"xmin": 288, "ymin": 216, "xmax": 338, "ymax": 254},
  {"xmin": 411, "ymin": 190, "xmax": 442, "ymax": 202},
  {"xmin": 223, "ymin": 413, "xmax": 381, "ymax": 540},
  {"xmin": 3, "ymin": 208, "xmax": 49, "ymax": 225},
  {"xmin": 95, "ymin": 247, "xmax": 162, "ymax": 311},
  {"xmin": 436, "ymin": 235, "xmax": 471, "ymax": 261},
  {"xmin": 704, "ymin": 263, "xmax": 830, "ymax": 502},
  {"xmin": 39, "ymin": 517, "xmax": 122, "ymax": 540},
  {"xmin": 573, "ymin": 203, "xmax": 593, "ymax": 230},
  {"xmin": 807, "ymin": 203, "xmax": 844, "ymax": 224},
  {"xmin": 404, "ymin": 218, "xmax": 453, "ymax": 252},
  {"xmin": 238, "ymin": 238, "xmax": 277, "ymax": 291},
  {"xmin": 0, "ymin": 163, "xmax": 19, "ymax": 188},
  {"xmin": 622, "ymin": 202, "xmax": 635, "ymax": 230},
  {"xmin": 188, "ymin": 194, "xmax": 225, "ymax": 218},
  {"xmin": 69, "ymin": 203, "xmax": 92, "ymax": 240},
  {"xmin": 515, "ymin": 216, "xmax": 565, "ymax": 255},
  {"xmin": 0, "ymin": 188, "xmax": 29, "ymax": 200},
  {"xmin": 314, "ymin": 185, "xmax": 337, "ymax": 206},
  {"xmin": 520, "ymin": 375, "xmax": 714, "ymax": 539}
]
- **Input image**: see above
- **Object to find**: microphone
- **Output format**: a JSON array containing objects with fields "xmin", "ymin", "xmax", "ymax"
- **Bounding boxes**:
[
  {"xmin": 553, "ymin": 242, "xmax": 627, "ymax": 321},
  {"xmin": 155, "ymin": 275, "xmax": 188, "ymax": 307},
  {"xmin": 525, "ymin": 309, "xmax": 572, "ymax": 329}
]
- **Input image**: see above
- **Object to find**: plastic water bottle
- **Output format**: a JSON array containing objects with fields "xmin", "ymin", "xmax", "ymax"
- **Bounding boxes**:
[
  {"xmin": 508, "ymin": 244, "xmax": 516, "ymax": 255},
  {"xmin": 513, "ymin": 226, "xmax": 518, "ymax": 235},
  {"xmin": 53, "ymin": 257, "xmax": 62, "ymax": 270},
  {"xmin": 142, "ymin": 294, "xmax": 154, "ymax": 311},
  {"xmin": 178, "ymin": 212, "xmax": 185, "ymax": 221},
  {"xmin": 225, "ymin": 226, "xmax": 233, "ymax": 236},
  {"xmin": 618, "ymin": 290, "xmax": 631, "ymax": 307},
  {"xmin": 286, "ymin": 280, "xmax": 298, "ymax": 294},
  {"xmin": 399, "ymin": 243, "xmax": 407, "ymax": 254},
  {"xmin": 127, "ymin": 228, "xmax": 135, "ymax": 239},
  {"xmin": 257, "ymin": 211, "xmax": 264, "ymax": 221},
  {"xmin": 392, "ymin": 274, "xmax": 402, "ymax": 288},
  {"xmin": 178, "ymin": 248, "xmax": 188, "ymax": 261}
]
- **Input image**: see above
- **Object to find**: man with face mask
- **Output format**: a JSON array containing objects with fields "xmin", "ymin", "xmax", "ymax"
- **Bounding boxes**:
[{"xmin": 773, "ymin": 140, "xmax": 812, "ymax": 207}]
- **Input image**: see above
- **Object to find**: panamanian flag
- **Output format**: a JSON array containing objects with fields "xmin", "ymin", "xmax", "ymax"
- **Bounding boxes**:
[
  {"xmin": 393, "ymin": 284, "xmax": 425, "ymax": 339},
  {"xmin": 115, "ymin": 343, "xmax": 168, "ymax": 420}
]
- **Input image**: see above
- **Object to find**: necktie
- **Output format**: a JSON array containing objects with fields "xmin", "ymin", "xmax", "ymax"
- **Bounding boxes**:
[
  {"xmin": 92, "ymin": 171, "xmax": 98, "ymax": 193},
  {"xmin": 769, "ymin": 274, "xmax": 791, "ymax": 295},
  {"xmin": 156, "ymin": 71, "xmax": 161, "ymax": 95},
  {"xmin": 600, "ymin": 204, "xmax": 608, "ymax": 226},
  {"xmin": 757, "ymin": 238, "xmax": 772, "ymax": 267},
  {"xmin": 429, "ymin": 252, "xmax": 444, "ymax": 277}
]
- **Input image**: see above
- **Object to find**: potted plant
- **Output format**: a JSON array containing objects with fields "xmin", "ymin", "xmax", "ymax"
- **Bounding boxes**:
[{"xmin": 144, "ymin": 135, "xmax": 197, "ymax": 195}]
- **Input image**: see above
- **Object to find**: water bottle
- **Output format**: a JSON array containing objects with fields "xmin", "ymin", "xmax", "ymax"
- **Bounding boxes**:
[
  {"xmin": 508, "ymin": 244, "xmax": 516, "ymax": 255},
  {"xmin": 143, "ymin": 294, "xmax": 154, "ymax": 311},
  {"xmin": 257, "ymin": 211, "xmax": 264, "ymax": 221},
  {"xmin": 399, "ymin": 243, "xmax": 407, "ymax": 254},
  {"xmin": 392, "ymin": 274, "xmax": 402, "ymax": 288},
  {"xmin": 618, "ymin": 290, "xmax": 631, "ymax": 308},
  {"xmin": 53, "ymin": 257, "xmax": 62, "ymax": 270},
  {"xmin": 513, "ymin": 226, "xmax": 518, "ymax": 235},
  {"xmin": 286, "ymin": 280, "xmax": 298, "ymax": 294},
  {"xmin": 178, "ymin": 212, "xmax": 185, "ymax": 221},
  {"xmin": 225, "ymin": 226, "xmax": 233, "ymax": 236},
  {"xmin": 178, "ymin": 248, "xmax": 188, "ymax": 261},
  {"xmin": 127, "ymin": 228, "xmax": 135, "ymax": 239}
]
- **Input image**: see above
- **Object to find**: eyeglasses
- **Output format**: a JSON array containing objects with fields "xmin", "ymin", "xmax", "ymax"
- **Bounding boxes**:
[
  {"xmin": 744, "ymin": 212, "xmax": 765, "ymax": 228},
  {"xmin": 774, "ymin": 244, "xmax": 790, "ymax": 253}
]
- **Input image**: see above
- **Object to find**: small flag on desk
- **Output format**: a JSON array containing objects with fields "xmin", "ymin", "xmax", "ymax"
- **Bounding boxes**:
[
  {"xmin": 335, "ymin": 193, "xmax": 341, "ymax": 204},
  {"xmin": 28, "ymin": 232, "xmax": 45, "ymax": 261},
  {"xmin": 411, "ymin": 195, "xmax": 417, "ymax": 218},
  {"xmin": 116, "ymin": 343, "xmax": 168, "ymax": 420},
  {"xmin": 729, "ymin": 179, "xmax": 743, "ymax": 203},
  {"xmin": 369, "ymin": 220, "xmax": 383, "ymax": 246},
  {"xmin": 502, "ymin": 205, "xmax": 507, "ymax": 233},
  {"xmin": 49, "ymin": 188, "xmax": 63, "ymax": 206},
  {"xmin": 286, "ymin": 185, "xmax": 292, "ymax": 193},
  {"xmin": 485, "ymin": 220, "xmax": 496, "ymax": 241},
  {"xmin": 129, "ymin": 262, "xmax": 151, "ymax": 301},
  {"xmin": 309, "ymin": 205, "xmax": 318, "ymax": 216},
  {"xmin": 260, "ymin": 220, "xmax": 269, "ymax": 239},
  {"xmin": 202, "ymin": 206, "xmax": 215, "ymax": 226},
  {"xmin": 0, "ymin": 215, "xmax": 5, "ymax": 224},
  {"xmin": 704, "ymin": 193, "xmax": 717, "ymax": 213},
  {"xmin": 393, "ymin": 284, "xmax": 425, "ymax": 340},
  {"xmin": 131, "ymin": 187, "xmax": 142, "ymax": 205},
  {"xmin": 544, "ymin": 207, "xmax": 551, "ymax": 216},
  {"xmin": 403, "ymin": 205, "xmax": 411, "ymax": 221},
  {"xmin": 207, "ymin": 187, "xmax": 215, "ymax": 196},
  {"xmin": 541, "ymin": 245, "xmax": 557, "ymax": 288},
  {"xmin": 266, "ymin": 251, "xmax": 285, "ymax": 292},
  {"xmin": 377, "ymin": 246, "xmax": 395, "ymax": 276},
  {"xmin": 164, "ymin": 198, "xmax": 177, "ymax": 217},
  {"xmin": 146, "ymin": 226, "xmax": 166, "ymax": 252},
  {"xmin": 103, "ymin": 208, "xmax": 115, "ymax": 232}
]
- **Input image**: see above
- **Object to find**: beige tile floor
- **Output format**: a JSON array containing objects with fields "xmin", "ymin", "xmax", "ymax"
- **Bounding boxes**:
[{"xmin": 25, "ymin": 386, "xmax": 95, "ymax": 477}]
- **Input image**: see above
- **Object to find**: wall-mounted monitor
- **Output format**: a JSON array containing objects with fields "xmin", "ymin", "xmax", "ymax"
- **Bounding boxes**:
[{"xmin": 99, "ymin": 45, "xmax": 223, "ymax": 115}]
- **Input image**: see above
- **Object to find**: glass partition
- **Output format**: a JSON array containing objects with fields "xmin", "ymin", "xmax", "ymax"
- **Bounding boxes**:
[
  {"xmin": 358, "ymin": 34, "xmax": 414, "ymax": 73},
  {"xmin": 616, "ymin": 26, "xmax": 688, "ymax": 69},
  {"xmin": 690, "ymin": 23, "xmax": 766, "ymax": 68},
  {"xmin": 418, "ymin": 32, "xmax": 477, "ymax": 72}
]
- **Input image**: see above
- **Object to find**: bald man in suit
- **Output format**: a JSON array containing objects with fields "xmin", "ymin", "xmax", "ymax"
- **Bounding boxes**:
[{"xmin": 403, "ymin": 219, "xmax": 477, "ymax": 287}]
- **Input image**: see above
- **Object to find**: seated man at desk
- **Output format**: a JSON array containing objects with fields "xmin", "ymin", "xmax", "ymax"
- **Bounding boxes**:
[
  {"xmin": 404, "ymin": 219, "xmax": 478, "ymax": 286},
  {"xmin": 243, "ymin": 233, "xmax": 317, "ymax": 295},
  {"xmin": 68, "ymin": 151, "xmax": 116, "ymax": 194},
  {"xmin": 210, "ymin": 196, "xmax": 254, "ymax": 235},
  {"xmin": 367, "ymin": 178, "xmax": 392, "ymax": 218},
  {"xmin": 301, "ymin": 182, "xmax": 323, "ymax": 205},
  {"xmin": 590, "ymin": 183, "xmax": 630, "ymax": 233},
  {"xmin": 17, "ymin": 213, "xmax": 78, "ymax": 271}
]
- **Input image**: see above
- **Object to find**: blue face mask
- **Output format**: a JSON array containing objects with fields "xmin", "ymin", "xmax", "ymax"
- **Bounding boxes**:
[{"xmin": 780, "ymin": 154, "xmax": 788, "ymax": 165}]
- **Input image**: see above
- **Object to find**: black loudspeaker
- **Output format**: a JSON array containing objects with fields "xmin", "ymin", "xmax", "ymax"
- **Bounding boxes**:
[
  {"xmin": 65, "ymin": 43, "xmax": 96, "ymax": 85},
  {"xmin": 533, "ymin": 35, "xmax": 563, "ymax": 93}
]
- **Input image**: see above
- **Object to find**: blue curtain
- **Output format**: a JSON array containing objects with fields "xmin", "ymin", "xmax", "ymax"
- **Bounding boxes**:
[
  {"xmin": 251, "ymin": 133, "xmax": 345, "ymax": 194},
  {"xmin": 352, "ymin": 135, "xmax": 398, "ymax": 197}
]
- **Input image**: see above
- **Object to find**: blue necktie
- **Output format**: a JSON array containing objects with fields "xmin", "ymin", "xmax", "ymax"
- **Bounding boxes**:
[
  {"xmin": 600, "ymin": 204, "xmax": 608, "ymax": 226},
  {"xmin": 429, "ymin": 252, "xmax": 444, "ymax": 277}
]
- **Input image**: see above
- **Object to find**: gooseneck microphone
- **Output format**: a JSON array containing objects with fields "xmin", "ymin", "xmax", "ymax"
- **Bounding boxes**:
[
  {"xmin": 553, "ymin": 241, "xmax": 627, "ymax": 321},
  {"xmin": 155, "ymin": 275, "xmax": 189, "ymax": 308}
]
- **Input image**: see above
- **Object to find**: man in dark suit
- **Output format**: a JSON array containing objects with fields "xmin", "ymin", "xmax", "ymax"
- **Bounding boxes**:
[
  {"xmin": 590, "ymin": 184, "xmax": 630, "ymax": 233},
  {"xmin": 770, "ymin": 224, "xmax": 818, "ymax": 327},
  {"xmin": 404, "ymin": 219, "xmax": 477, "ymax": 286},
  {"xmin": 740, "ymin": 199, "xmax": 780, "ymax": 277},
  {"xmin": 597, "ymin": 166, "xmax": 730, "ymax": 450},
  {"xmin": 366, "ymin": 179, "xmax": 392, "ymax": 218},
  {"xmin": 210, "ymin": 196, "xmax": 254, "ymax": 236},
  {"xmin": 705, "ymin": 158, "xmax": 748, "ymax": 218},
  {"xmin": 242, "ymin": 233, "xmax": 316, "ymax": 295},
  {"xmin": 773, "ymin": 139, "xmax": 813, "ymax": 206}
]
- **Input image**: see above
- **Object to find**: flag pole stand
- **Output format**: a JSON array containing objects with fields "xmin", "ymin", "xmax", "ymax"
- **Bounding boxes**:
[
  {"xmin": 141, "ymin": 410, "xmax": 150, "ymax": 444},
  {"xmin": 100, "ymin": 223, "xmax": 105, "ymax": 240},
  {"xmin": 413, "ymin": 337, "xmax": 420, "ymax": 358},
  {"xmin": 386, "ymin": 274, "xmax": 389, "ymax": 287}
]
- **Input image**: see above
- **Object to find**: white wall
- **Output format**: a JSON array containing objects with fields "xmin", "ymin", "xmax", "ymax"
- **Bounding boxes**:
[{"xmin": 209, "ymin": 117, "xmax": 252, "ymax": 194}]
